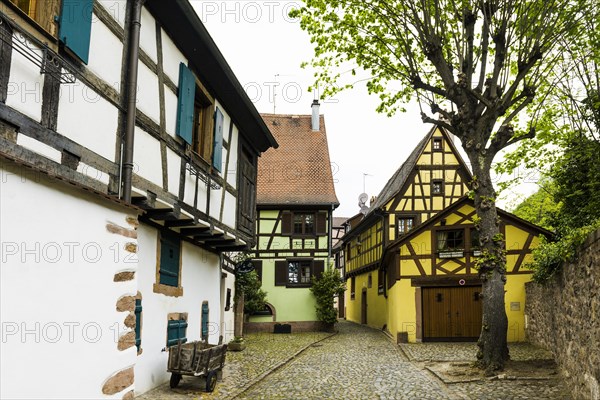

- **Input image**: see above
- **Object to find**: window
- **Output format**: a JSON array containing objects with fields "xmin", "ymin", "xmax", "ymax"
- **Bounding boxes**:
[
  {"xmin": 9, "ymin": 0, "xmax": 93, "ymax": 63},
  {"xmin": 432, "ymin": 179, "xmax": 444, "ymax": 195},
  {"xmin": 224, "ymin": 289, "xmax": 231, "ymax": 312},
  {"xmin": 176, "ymin": 63, "xmax": 223, "ymax": 171},
  {"xmin": 397, "ymin": 217, "xmax": 415, "ymax": 236},
  {"xmin": 274, "ymin": 259, "xmax": 324, "ymax": 287},
  {"xmin": 471, "ymin": 228, "xmax": 482, "ymax": 256},
  {"xmin": 288, "ymin": 260, "xmax": 312, "ymax": 284},
  {"xmin": 350, "ymin": 277, "xmax": 356, "ymax": 300},
  {"xmin": 281, "ymin": 211, "xmax": 327, "ymax": 236},
  {"xmin": 377, "ymin": 269, "xmax": 384, "ymax": 295},
  {"xmin": 433, "ymin": 137, "xmax": 443, "ymax": 151},
  {"xmin": 293, "ymin": 213, "xmax": 315, "ymax": 235},
  {"xmin": 192, "ymin": 90, "xmax": 215, "ymax": 163},
  {"xmin": 167, "ymin": 316, "xmax": 188, "ymax": 347},
  {"xmin": 367, "ymin": 273, "xmax": 372, "ymax": 288},
  {"xmin": 134, "ymin": 298, "xmax": 142, "ymax": 352},
  {"xmin": 201, "ymin": 302, "xmax": 209, "ymax": 341},
  {"xmin": 436, "ymin": 229, "xmax": 465, "ymax": 258}
]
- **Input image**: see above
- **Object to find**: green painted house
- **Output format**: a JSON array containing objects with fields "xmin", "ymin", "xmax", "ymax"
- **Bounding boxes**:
[{"xmin": 247, "ymin": 102, "xmax": 339, "ymax": 332}]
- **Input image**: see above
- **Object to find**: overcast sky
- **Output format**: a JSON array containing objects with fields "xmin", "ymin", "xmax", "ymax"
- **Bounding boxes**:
[{"xmin": 192, "ymin": 1, "xmax": 537, "ymax": 218}]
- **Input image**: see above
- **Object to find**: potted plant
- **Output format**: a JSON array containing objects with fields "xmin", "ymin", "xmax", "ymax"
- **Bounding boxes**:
[{"xmin": 227, "ymin": 336, "xmax": 246, "ymax": 352}]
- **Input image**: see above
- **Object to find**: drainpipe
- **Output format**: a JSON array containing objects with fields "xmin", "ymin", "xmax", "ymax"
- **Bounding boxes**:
[{"xmin": 121, "ymin": 0, "xmax": 144, "ymax": 203}]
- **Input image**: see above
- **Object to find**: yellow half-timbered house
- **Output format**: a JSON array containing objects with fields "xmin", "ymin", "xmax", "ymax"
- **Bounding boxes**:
[{"xmin": 343, "ymin": 126, "xmax": 551, "ymax": 343}]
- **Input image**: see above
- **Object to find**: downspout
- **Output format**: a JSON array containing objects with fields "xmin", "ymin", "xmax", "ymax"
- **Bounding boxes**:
[
  {"xmin": 121, "ymin": 0, "xmax": 144, "ymax": 203},
  {"xmin": 328, "ymin": 204, "xmax": 334, "ymax": 269}
]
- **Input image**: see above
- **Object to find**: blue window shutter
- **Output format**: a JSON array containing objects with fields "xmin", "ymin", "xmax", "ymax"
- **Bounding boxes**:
[
  {"xmin": 167, "ymin": 319, "xmax": 188, "ymax": 347},
  {"xmin": 159, "ymin": 231, "xmax": 180, "ymax": 287},
  {"xmin": 201, "ymin": 302, "xmax": 209, "ymax": 339},
  {"xmin": 134, "ymin": 299, "xmax": 142, "ymax": 350},
  {"xmin": 58, "ymin": 0, "xmax": 93, "ymax": 64},
  {"xmin": 176, "ymin": 63, "xmax": 196, "ymax": 144},
  {"xmin": 212, "ymin": 108, "xmax": 224, "ymax": 171}
]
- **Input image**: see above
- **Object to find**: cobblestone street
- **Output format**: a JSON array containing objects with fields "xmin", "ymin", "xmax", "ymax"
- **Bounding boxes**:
[{"xmin": 138, "ymin": 321, "xmax": 570, "ymax": 400}]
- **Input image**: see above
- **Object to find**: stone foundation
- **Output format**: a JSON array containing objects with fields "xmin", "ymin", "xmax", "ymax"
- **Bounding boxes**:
[
  {"xmin": 525, "ymin": 228, "xmax": 600, "ymax": 400},
  {"xmin": 244, "ymin": 321, "xmax": 330, "ymax": 333}
]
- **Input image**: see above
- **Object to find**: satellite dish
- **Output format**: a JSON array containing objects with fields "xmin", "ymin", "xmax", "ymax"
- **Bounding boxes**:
[
  {"xmin": 358, "ymin": 193, "xmax": 369, "ymax": 206},
  {"xmin": 236, "ymin": 259, "xmax": 255, "ymax": 274},
  {"xmin": 358, "ymin": 193, "xmax": 370, "ymax": 215}
]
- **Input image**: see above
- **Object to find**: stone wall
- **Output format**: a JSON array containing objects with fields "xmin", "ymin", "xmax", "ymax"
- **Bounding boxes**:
[{"xmin": 525, "ymin": 228, "xmax": 600, "ymax": 400}]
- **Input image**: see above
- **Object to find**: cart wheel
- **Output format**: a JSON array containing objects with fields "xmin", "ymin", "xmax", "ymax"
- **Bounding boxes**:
[
  {"xmin": 170, "ymin": 373, "xmax": 182, "ymax": 388},
  {"xmin": 205, "ymin": 371, "xmax": 218, "ymax": 392}
]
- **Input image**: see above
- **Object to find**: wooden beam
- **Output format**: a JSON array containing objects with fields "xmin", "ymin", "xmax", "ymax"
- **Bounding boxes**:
[
  {"xmin": 215, "ymin": 244, "xmax": 248, "ymax": 252},
  {"xmin": 179, "ymin": 226, "xmax": 211, "ymax": 235},
  {"xmin": 144, "ymin": 208, "xmax": 177, "ymax": 221},
  {"xmin": 164, "ymin": 218, "xmax": 195, "ymax": 227},
  {"xmin": 204, "ymin": 238, "xmax": 236, "ymax": 246}
]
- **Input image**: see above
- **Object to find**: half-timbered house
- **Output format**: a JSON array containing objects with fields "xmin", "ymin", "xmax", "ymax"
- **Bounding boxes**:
[
  {"xmin": 342, "ymin": 126, "xmax": 550, "ymax": 343},
  {"xmin": 0, "ymin": 0, "xmax": 276, "ymax": 398},
  {"xmin": 246, "ymin": 103, "xmax": 339, "ymax": 332}
]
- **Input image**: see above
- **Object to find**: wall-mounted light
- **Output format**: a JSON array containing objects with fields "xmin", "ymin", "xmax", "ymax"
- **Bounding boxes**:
[{"xmin": 441, "ymin": 219, "xmax": 447, "ymax": 226}]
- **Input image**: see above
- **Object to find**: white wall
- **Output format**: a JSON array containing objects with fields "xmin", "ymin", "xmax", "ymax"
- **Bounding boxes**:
[
  {"xmin": 134, "ymin": 225, "xmax": 232, "ymax": 395},
  {"xmin": 0, "ymin": 164, "xmax": 138, "ymax": 400},
  {"xmin": 5, "ymin": 38, "xmax": 44, "ymax": 122}
]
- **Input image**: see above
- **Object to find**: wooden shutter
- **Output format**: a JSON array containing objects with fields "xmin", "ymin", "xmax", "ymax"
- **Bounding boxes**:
[
  {"xmin": 58, "ymin": 0, "xmax": 93, "ymax": 64},
  {"xmin": 253, "ymin": 260, "xmax": 263, "ymax": 283},
  {"xmin": 167, "ymin": 319, "xmax": 188, "ymax": 347},
  {"xmin": 159, "ymin": 231, "xmax": 180, "ymax": 287},
  {"xmin": 316, "ymin": 212, "xmax": 327, "ymax": 235},
  {"xmin": 281, "ymin": 212, "xmax": 292, "ymax": 235},
  {"xmin": 201, "ymin": 302, "xmax": 209, "ymax": 340},
  {"xmin": 134, "ymin": 299, "xmax": 142, "ymax": 350},
  {"xmin": 274, "ymin": 260, "xmax": 287, "ymax": 286},
  {"xmin": 212, "ymin": 108, "xmax": 224, "ymax": 171},
  {"xmin": 313, "ymin": 260, "xmax": 325, "ymax": 280},
  {"xmin": 176, "ymin": 63, "xmax": 196, "ymax": 144}
]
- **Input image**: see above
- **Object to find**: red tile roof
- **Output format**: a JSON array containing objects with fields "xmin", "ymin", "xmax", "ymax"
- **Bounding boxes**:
[{"xmin": 257, "ymin": 113, "xmax": 339, "ymax": 207}]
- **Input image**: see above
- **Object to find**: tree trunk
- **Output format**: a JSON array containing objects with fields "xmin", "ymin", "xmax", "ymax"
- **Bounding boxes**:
[{"xmin": 468, "ymin": 154, "xmax": 509, "ymax": 373}]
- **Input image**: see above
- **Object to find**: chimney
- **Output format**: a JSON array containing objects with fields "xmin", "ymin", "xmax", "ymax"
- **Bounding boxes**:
[{"xmin": 311, "ymin": 99, "xmax": 320, "ymax": 131}]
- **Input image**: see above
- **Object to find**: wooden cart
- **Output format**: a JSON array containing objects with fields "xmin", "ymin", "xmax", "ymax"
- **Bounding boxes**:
[{"xmin": 167, "ymin": 340, "xmax": 228, "ymax": 392}]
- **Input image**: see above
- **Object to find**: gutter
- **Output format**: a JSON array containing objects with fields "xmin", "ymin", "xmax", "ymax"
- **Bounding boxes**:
[{"xmin": 121, "ymin": 0, "xmax": 144, "ymax": 203}]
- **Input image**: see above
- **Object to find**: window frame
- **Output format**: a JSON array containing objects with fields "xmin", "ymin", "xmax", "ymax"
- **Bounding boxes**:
[
  {"xmin": 287, "ymin": 259, "xmax": 314, "ymax": 287},
  {"xmin": 293, "ymin": 212, "xmax": 316, "ymax": 236},
  {"xmin": 432, "ymin": 179, "xmax": 444, "ymax": 195},
  {"xmin": 350, "ymin": 276, "xmax": 356, "ymax": 300},
  {"xmin": 191, "ymin": 81, "xmax": 215, "ymax": 165},
  {"xmin": 396, "ymin": 215, "xmax": 416, "ymax": 237},
  {"xmin": 432, "ymin": 137, "xmax": 443, "ymax": 151}
]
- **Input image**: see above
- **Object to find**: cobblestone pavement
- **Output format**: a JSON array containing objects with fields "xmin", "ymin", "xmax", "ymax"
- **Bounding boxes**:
[
  {"xmin": 137, "ymin": 321, "xmax": 570, "ymax": 400},
  {"xmin": 400, "ymin": 342, "xmax": 554, "ymax": 362},
  {"xmin": 237, "ymin": 322, "xmax": 452, "ymax": 400},
  {"xmin": 136, "ymin": 331, "xmax": 332, "ymax": 400}
]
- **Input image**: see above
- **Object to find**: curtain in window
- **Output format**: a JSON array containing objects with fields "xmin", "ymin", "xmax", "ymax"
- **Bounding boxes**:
[{"xmin": 436, "ymin": 231, "xmax": 448, "ymax": 250}]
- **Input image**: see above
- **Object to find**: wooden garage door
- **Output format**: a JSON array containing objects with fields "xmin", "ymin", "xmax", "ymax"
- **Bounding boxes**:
[{"xmin": 422, "ymin": 286, "xmax": 482, "ymax": 341}]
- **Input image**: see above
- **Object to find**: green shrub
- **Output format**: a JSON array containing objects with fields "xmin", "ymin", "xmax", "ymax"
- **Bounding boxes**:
[
  {"xmin": 310, "ymin": 268, "xmax": 346, "ymax": 325},
  {"xmin": 527, "ymin": 220, "xmax": 600, "ymax": 283}
]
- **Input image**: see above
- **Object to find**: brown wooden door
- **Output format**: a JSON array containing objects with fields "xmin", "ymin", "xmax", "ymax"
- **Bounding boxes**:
[
  {"xmin": 451, "ymin": 286, "xmax": 482, "ymax": 338},
  {"xmin": 338, "ymin": 291, "xmax": 345, "ymax": 318},
  {"xmin": 361, "ymin": 289, "xmax": 367, "ymax": 324},
  {"xmin": 422, "ymin": 286, "xmax": 482, "ymax": 341}
]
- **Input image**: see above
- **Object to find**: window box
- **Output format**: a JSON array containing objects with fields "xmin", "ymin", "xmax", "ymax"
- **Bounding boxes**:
[{"xmin": 438, "ymin": 251, "xmax": 464, "ymax": 259}]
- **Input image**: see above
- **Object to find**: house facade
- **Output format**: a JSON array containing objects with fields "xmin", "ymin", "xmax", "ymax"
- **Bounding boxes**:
[
  {"xmin": 246, "ymin": 103, "xmax": 339, "ymax": 332},
  {"xmin": 342, "ymin": 126, "xmax": 550, "ymax": 343},
  {"xmin": 0, "ymin": 0, "xmax": 276, "ymax": 398}
]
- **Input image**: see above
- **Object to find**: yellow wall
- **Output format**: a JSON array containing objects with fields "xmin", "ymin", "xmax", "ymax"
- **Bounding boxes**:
[{"xmin": 345, "ymin": 271, "xmax": 388, "ymax": 329}]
